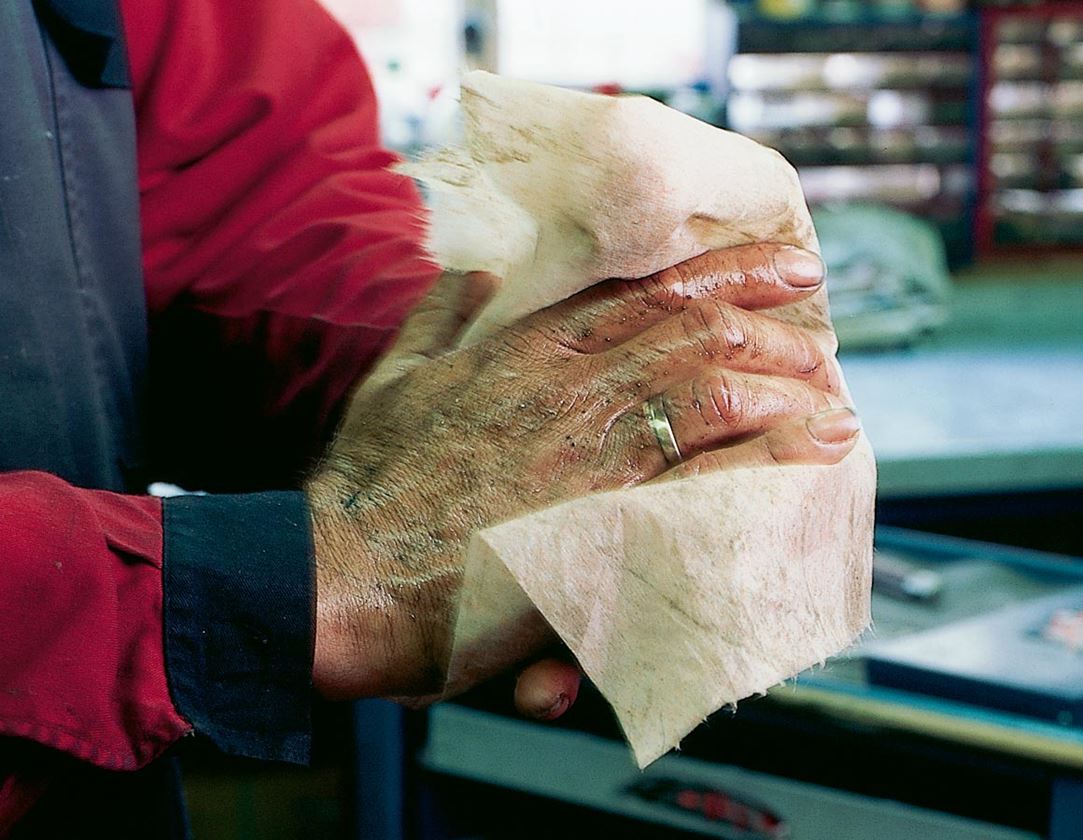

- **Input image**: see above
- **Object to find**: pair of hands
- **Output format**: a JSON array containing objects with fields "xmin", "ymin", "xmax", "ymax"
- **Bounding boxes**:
[{"xmin": 306, "ymin": 242, "xmax": 860, "ymax": 719}]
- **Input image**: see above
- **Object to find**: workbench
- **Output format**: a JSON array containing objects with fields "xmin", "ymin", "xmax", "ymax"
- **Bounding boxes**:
[
  {"xmin": 842, "ymin": 270, "xmax": 1083, "ymax": 499},
  {"xmin": 409, "ymin": 269, "xmax": 1083, "ymax": 840}
]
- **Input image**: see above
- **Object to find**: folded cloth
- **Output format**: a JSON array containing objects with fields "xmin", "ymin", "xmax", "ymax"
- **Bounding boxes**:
[{"xmin": 402, "ymin": 71, "xmax": 876, "ymax": 767}]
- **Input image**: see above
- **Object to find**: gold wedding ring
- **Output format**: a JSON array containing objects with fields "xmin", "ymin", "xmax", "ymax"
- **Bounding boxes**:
[{"xmin": 643, "ymin": 395, "xmax": 682, "ymax": 465}]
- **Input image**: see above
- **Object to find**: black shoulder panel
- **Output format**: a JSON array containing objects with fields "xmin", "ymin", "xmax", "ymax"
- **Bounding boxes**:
[{"xmin": 33, "ymin": 0, "xmax": 129, "ymax": 88}]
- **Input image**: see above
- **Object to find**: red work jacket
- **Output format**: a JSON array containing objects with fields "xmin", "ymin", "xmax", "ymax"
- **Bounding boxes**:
[{"xmin": 0, "ymin": 0, "xmax": 437, "ymax": 831}]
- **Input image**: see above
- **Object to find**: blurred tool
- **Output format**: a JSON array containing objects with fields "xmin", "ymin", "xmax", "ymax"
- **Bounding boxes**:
[
  {"xmin": 874, "ymin": 552, "xmax": 944, "ymax": 603},
  {"xmin": 813, "ymin": 203, "xmax": 953, "ymax": 350},
  {"xmin": 868, "ymin": 586, "xmax": 1083, "ymax": 725},
  {"xmin": 628, "ymin": 777, "xmax": 790, "ymax": 838}
]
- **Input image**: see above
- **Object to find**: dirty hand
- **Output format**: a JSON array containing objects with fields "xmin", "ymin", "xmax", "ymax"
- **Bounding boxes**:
[{"xmin": 307, "ymin": 243, "xmax": 860, "ymax": 710}]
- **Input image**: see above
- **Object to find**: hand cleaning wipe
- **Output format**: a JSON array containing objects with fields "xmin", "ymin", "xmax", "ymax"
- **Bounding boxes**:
[{"xmin": 402, "ymin": 72, "xmax": 877, "ymax": 767}]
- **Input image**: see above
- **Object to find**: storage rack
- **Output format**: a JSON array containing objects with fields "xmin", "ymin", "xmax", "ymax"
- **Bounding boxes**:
[
  {"xmin": 976, "ymin": 2, "xmax": 1083, "ymax": 255},
  {"xmin": 725, "ymin": 9, "xmax": 981, "ymax": 265}
]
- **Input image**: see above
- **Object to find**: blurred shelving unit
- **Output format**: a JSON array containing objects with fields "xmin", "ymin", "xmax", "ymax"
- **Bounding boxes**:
[
  {"xmin": 977, "ymin": 2, "xmax": 1083, "ymax": 255},
  {"xmin": 724, "ymin": 6, "xmax": 980, "ymax": 265}
]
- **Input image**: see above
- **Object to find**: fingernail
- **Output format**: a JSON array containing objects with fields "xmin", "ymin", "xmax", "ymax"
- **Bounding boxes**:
[
  {"xmin": 773, "ymin": 246, "xmax": 826, "ymax": 288},
  {"xmin": 539, "ymin": 693, "xmax": 570, "ymax": 721},
  {"xmin": 807, "ymin": 407, "xmax": 861, "ymax": 444}
]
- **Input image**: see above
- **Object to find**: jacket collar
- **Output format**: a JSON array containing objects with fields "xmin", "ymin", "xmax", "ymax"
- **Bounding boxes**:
[{"xmin": 34, "ymin": 0, "xmax": 129, "ymax": 89}]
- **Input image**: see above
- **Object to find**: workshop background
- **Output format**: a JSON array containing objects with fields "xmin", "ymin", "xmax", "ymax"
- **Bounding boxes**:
[{"xmin": 183, "ymin": 1, "xmax": 1083, "ymax": 838}]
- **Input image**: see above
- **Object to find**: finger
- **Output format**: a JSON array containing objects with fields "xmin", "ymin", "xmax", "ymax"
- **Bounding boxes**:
[
  {"xmin": 379, "ymin": 271, "xmax": 497, "ymax": 372},
  {"xmin": 514, "ymin": 658, "xmax": 582, "ymax": 721},
  {"xmin": 610, "ymin": 372, "xmax": 847, "ymax": 479},
  {"xmin": 603, "ymin": 299, "xmax": 839, "ymax": 404},
  {"xmin": 362, "ymin": 272, "xmax": 496, "ymax": 392},
  {"xmin": 654, "ymin": 408, "xmax": 862, "ymax": 482},
  {"xmin": 530, "ymin": 243, "xmax": 824, "ymax": 354}
]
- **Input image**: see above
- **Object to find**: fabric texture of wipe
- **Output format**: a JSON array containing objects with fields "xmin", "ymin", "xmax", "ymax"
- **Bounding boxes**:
[{"xmin": 400, "ymin": 71, "xmax": 876, "ymax": 767}]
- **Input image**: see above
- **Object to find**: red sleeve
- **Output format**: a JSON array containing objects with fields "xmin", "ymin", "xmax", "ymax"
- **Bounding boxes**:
[
  {"xmin": 0, "ymin": 473, "xmax": 191, "ymax": 831},
  {"xmin": 0, "ymin": 473, "xmax": 190, "ymax": 769},
  {"xmin": 5, "ymin": 0, "xmax": 430, "ymax": 824},
  {"xmin": 121, "ymin": 0, "xmax": 440, "ymax": 491}
]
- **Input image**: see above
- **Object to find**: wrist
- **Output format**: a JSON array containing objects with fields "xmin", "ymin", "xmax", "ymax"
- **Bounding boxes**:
[
  {"xmin": 306, "ymin": 452, "xmax": 463, "ymax": 702},
  {"xmin": 307, "ymin": 472, "xmax": 375, "ymax": 699}
]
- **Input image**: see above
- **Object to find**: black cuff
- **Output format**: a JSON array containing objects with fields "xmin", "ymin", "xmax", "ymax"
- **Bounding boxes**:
[{"xmin": 162, "ymin": 491, "xmax": 314, "ymax": 764}]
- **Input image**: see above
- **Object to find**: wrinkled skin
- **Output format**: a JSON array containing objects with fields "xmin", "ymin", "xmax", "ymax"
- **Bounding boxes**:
[{"xmin": 307, "ymin": 243, "xmax": 860, "ymax": 714}]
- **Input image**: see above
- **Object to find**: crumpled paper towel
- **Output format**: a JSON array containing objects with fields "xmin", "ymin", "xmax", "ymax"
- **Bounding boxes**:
[{"xmin": 401, "ymin": 71, "xmax": 876, "ymax": 767}]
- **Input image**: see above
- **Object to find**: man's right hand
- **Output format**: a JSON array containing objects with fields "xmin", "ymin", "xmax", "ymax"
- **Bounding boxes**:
[{"xmin": 306, "ymin": 243, "xmax": 860, "ymax": 703}]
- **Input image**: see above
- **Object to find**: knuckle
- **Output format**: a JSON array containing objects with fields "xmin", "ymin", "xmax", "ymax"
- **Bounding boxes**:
[
  {"xmin": 689, "ymin": 378, "xmax": 717, "ymax": 428},
  {"xmin": 682, "ymin": 301, "xmax": 719, "ymax": 350},
  {"xmin": 715, "ymin": 307, "xmax": 749, "ymax": 355},
  {"xmin": 682, "ymin": 301, "xmax": 750, "ymax": 360},
  {"xmin": 738, "ymin": 317, "xmax": 764, "ymax": 359},
  {"xmin": 794, "ymin": 333, "xmax": 825, "ymax": 377},
  {"xmin": 631, "ymin": 268, "xmax": 682, "ymax": 312},
  {"xmin": 703, "ymin": 372, "xmax": 747, "ymax": 429},
  {"xmin": 788, "ymin": 335, "xmax": 827, "ymax": 385},
  {"xmin": 681, "ymin": 300, "xmax": 716, "ymax": 342}
]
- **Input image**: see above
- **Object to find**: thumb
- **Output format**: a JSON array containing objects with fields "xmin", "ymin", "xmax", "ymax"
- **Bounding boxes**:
[
  {"xmin": 366, "ymin": 271, "xmax": 497, "ymax": 389},
  {"xmin": 392, "ymin": 271, "xmax": 497, "ymax": 362}
]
